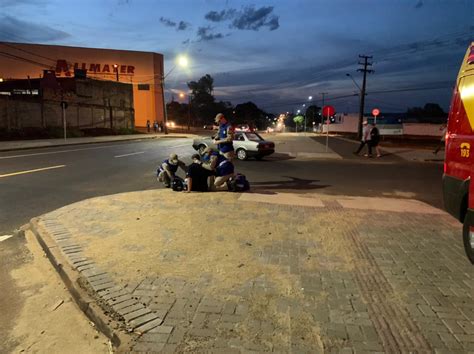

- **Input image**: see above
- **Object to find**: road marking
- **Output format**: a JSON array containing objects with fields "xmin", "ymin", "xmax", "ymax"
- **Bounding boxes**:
[
  {"xmin": 0, "ymin": 235, "xmax": 13, "ymax": 242},
  {"xmin": 0, "ymin": 144, "xmax": 132, "ymax": 159},
  {"xmin": 114, "ymin": 151, "xmax": 145, "ymax": 158},
  {"xmin": 0, "ymin": 165, "xmax": 66, "ymax": 178}
]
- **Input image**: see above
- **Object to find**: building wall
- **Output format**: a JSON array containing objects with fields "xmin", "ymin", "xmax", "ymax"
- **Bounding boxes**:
[
  {"xmin": 0, "ymin": 79, "xmax": 134, "ymax": 130},
  {"xmin": 0, "ymin": 42, "xmax": 163, "ymax": 127},
  {"xmin": 321, "ymin": 114, "xmax": 444, "ymax": 137}
]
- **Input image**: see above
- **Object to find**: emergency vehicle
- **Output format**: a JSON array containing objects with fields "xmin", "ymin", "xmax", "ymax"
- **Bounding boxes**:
[{"xmin": 443, "ymin": 42, "xmax": 474, "ymax": 264}]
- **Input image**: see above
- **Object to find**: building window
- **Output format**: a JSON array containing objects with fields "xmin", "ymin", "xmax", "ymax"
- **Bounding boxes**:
[{"xmin": 138, "ymin": 84, "xmax": 150, "ymax": 91}]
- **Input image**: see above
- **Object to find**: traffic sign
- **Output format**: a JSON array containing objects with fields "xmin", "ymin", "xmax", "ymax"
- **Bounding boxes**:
[
  {"xmin": 372, "ymin": 108, "xmax": 380, "ymax": 116},
  {"xmin": 322, "ymin": 105, "xmax": 335, "ymax": 117}
]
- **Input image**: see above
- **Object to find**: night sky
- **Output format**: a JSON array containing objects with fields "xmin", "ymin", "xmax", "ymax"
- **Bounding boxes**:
[{"xmin": 1, "ymin": 0, "xmax": 473, "ymax": 114}]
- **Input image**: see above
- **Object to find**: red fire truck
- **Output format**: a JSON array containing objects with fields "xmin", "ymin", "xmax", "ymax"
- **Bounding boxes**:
[{"xmin": 443, "ymin": 42, "xmax": 474, "ymax": 264}]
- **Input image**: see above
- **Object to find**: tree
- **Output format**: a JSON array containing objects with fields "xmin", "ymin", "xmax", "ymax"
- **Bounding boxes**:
[
  {"xmin": 407, "ymin": 103, "xmax": 445, "ymax": 118},
  {"xmin": 305, "ymin": 105, "xmax": 321, "ymax": 124},
  {"xmin": 293, "ymin": 115, "xmax": 304, "ymax": 125}
]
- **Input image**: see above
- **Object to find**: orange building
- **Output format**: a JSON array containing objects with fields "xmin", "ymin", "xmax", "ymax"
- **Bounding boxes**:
[{"xmin": 0, "ymin": 42, "xmax": 164, "ymax": 128}]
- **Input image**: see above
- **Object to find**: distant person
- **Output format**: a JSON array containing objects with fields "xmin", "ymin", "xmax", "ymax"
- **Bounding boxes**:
[
  {"xmin": 433, "ymin": 124, "xmax": 447, "ymax": 155},
  {"xmin": 146, "ymin": 120, "xmax": 151, "ymax": 133},
  {"xmin": 369, "ymin": 123, "xmax": 382, "ymax": 158},
  {"xmin": 213, "ymin": 113, "xmax": 235, "ymax": 160},
  {"xmin": 153, "ymin": 120, "xmax": 158, "ymax": 133},
  {"xmin": 157, "ymin": 153, "xmax": 186, "ymax": 188},
  {"xmin": 353, "ymin": 121, "xmax": 372, "ymax": 157},
  {"xmin": 185, "ymin": 154, "xmax": 213, "ymax": 192}
]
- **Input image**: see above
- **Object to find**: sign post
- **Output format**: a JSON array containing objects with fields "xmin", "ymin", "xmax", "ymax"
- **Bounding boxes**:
[
  {"xmin": 61, "ymin": 101, "xmax": 68, "ymax": 141},
  {"xmin": 372, "ymin": 108, "xmax": 380, "ymax": 125},
  {"xmin": 322, "ymin": 105, "xmax": 335, "ymax": 152}
]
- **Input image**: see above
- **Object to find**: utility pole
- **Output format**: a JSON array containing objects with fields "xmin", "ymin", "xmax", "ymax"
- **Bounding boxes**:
[
  {"xmin": 357, "ymin": 55, "xmax": 374, "ymax": 139},
  {"xmin": 319, "ymin": 92, "xmax": 327, "ymax": 133}
]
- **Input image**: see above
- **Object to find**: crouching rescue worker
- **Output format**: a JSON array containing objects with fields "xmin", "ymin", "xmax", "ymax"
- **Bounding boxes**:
[
  {"xmin": 202, "ymin": 148, "xmax": 235, "ymax": 190},
  {"xmin": 213, "ymin": 113, "xmax": 235, "ymax": 160},
  {"xmin": 157, "ymin": 153, "xmax": 186, "ymax": 188},
  {"xmin": 185, "ymin": 154, "xmax": 214, "ymax": 192}
]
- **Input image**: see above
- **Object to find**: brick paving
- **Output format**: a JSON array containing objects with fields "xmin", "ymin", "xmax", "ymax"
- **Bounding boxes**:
[{"xmin": 37, "ymin": 191, "xmax": 473, "ymax": 353}]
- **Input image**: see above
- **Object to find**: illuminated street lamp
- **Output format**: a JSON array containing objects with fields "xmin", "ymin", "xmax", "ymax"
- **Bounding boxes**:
[
  {"xmin": 161, "ymin": 55, "xmax": 189, "ymax": 134},
  {"xmin": 113, "ymin": 64, "xmax": 119, "ymax": 82}
]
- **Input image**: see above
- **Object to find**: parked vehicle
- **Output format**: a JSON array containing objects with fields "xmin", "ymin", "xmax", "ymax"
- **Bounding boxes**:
[
  {"xmin": 443, "ymin": 42, "xmax": 474, "ymax": 264},
  {"xmin": 192, "ymin": 131, "xmax": 275, "ymax": 160}
]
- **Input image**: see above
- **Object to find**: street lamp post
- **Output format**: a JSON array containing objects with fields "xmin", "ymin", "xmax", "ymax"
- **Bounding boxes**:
[
  {"xmin": 305, "ymin": 96, "xmax": 313, "ymax": 135},
  {"xmin": 161, "ymin": 56, "xmax": 189, "ymax": 134},
  {"xmin": 113, "ymin": 64, "xmax": 119, "ymax": 82}
]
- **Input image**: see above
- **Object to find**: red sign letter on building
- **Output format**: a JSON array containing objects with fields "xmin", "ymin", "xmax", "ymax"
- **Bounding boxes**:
[
  {"xmin": 56, "ymin": 59, "xmax": 71, "ymax": 76},
  {"xmin": 89, "ymin": 64, "xmax": 101, "ymax": 73},
  {"xmin": 127, "ymin": 66, "xmax": 135, "ymax": 74}
]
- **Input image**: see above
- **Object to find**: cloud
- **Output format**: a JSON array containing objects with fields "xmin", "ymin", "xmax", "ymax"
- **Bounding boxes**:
[
  {"xmin": 204, "ymin": 6, "xmax": 280, "ymax": 31},
  {"xmin": 177, "ymin": 21, "xmax": 190, "ymax": 31},
  {"xmin": 205, "ymin": 9, "xmax": 237, "ymax": 22},
  {"xmin": 182, "ymin": 38, "xmax": 190, "ymax": 45},
  {"xmin": 197, "ymin": 26, "xmax": 224, "ymax": 41},
  {"xmin": 415, "ymin": 0, "xmax": 423, "ymax": 9},
  {"xmin": 231, "ymin": 6, "xmax": 279, "ymax": 31},
  {"xmin": 159, "ymin": 17, "xmax": 176, "ymax": 27},
  {"xmin": 0, "ymin": 15, "xmax": 70, "ymax": 42},
  {"xmin": 2, "ymin": 0, "xmax": 47, "ymax": 7}
]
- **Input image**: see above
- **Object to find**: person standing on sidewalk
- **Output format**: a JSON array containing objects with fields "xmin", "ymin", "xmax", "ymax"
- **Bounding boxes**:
[
  {"xmin": 369, "ymin": 123, "xmax": 382, "ymax": 158},
  {"xmin": 153, "ymin": 120, "xmax": 158, "ymax": 133},
  {"xmin": 213, "ymin": 113, "xmax": 235, "ymax": 160},
  {"xmin": 146, "ymin": 120, "xmax": 151, "ymax": 133},
  {"xmin": 354, "ymin": 121, "xmax": 372, "ymax": 157}
]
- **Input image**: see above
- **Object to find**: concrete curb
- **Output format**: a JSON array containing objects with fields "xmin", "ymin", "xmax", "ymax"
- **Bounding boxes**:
[
  {"xmin": 28, "ymin": 217, "xmax": 128, "ymax": 351},
  {"xmin": 0, "ymin": 134, "xmax": 197, "ymax": 152}
]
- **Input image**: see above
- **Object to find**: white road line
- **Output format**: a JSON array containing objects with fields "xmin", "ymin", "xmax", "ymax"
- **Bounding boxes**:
[
  {"xmin": 0, "ymin": 165, "xmax": 66, "ymax": 178},
  {"xmin": 0, "ymin": 144, "xmax": 131, "ymax": 159},
  {"xmin": 114, "ymin": 151, "xmax": 145, "ymax": 158},
  {"xmin": 0, "ymin": 235, "xmax": 13, "ymax": 242}
]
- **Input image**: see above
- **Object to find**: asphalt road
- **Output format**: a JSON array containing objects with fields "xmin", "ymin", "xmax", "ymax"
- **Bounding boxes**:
[{"xmin": 0, "ymin": 136, "xmax": 443, "ymax": 236}]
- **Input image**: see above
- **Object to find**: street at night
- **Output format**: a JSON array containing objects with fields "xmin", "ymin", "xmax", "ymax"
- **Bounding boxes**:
[{"xmin": 1, "ymin": 0, "xmax": 473, "ymax": 353}]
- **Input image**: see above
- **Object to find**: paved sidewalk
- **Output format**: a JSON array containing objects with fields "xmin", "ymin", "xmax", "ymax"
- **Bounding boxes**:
[
  {"xmin": 268, "ymin": 134, "xmax": 342, "ymax": 160},
  {"xmin": 31, "ymin": 190, "xmax": 473, "ymax": 353},
  {"xmin": 0, "ymin": 133, "xmax": 198, "ymax": 152},
  {"xmin": 326, "ymin": 135, "xmax": 444, "ymax": 163}
]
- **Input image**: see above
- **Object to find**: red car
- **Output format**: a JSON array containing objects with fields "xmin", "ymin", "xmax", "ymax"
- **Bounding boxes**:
[{"xmin": 443, "ymin": 42, "xmax": 474, "ymax": 263}]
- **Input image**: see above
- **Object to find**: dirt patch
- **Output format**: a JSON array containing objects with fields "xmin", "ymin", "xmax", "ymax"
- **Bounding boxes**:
[{"xmin": 7, "ymin": 230, "xmax": 110, "ymax": 354}]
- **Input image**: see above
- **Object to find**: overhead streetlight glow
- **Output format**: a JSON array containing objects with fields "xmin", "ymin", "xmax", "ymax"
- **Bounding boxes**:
[
  {"xmin": 308, "ymin": 96, "xmax": 313, "ymax": 100},
  {"xmin": 177, "ymin": 55, "xmax": 189, "ymax": 67},
  {"xmin": 179, "ymin": 92, "xmax": 185, "ymax": 98},
  {"xmin": 297, "ymin": 109, "xmax": 301, "ymax": 113}
]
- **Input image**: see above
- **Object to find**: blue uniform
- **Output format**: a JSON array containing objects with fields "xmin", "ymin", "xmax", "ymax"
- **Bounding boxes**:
[
  {"xmin": 215, "ymin": 154, "xmax": 234, "ymax": 177},
  {"xmin": 158, "ymin": 159, "xmax": 178, "ymax": 175},
  {"xmin": 217, "ymin": 123, "xmax": 234, "ymax": 153}
]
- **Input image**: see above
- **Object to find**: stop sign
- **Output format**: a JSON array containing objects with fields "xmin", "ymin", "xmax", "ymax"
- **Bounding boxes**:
[
  {"xmin": 322, "ymin": 105, "xmax": 335, "ymax": 117},
  {"xmin": 372, "ymin": 108, "xmax": 380, "ymax": 116}
]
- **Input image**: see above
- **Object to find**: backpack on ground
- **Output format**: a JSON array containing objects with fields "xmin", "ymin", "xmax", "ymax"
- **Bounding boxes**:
[
  {"xmin": 227, "ymin": 174, "xmax": 250, "ymax": 192},
  {"xmin": 172, "ymin": 176, "xmax": 186, "ymax": 191}
]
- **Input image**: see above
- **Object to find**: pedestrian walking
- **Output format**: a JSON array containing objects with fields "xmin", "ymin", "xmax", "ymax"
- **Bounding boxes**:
[
  {"xmin": 153, "ymin": 120, "xmax": 158, "ymax": 133},
  {"xmin": 146, "ymin": 120, "xmax": 151, "ymax": 133},
  {"xmin": 369, "ymin": 123, "xmax": 382, "ymax": 158},
  {"xmin": 353, "ymin": 121, "xmax": 372, "ymax": 157}
]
